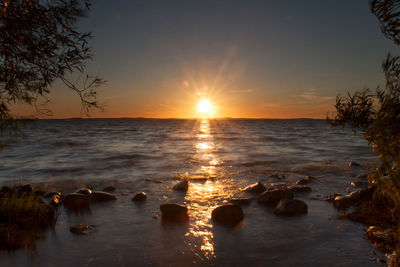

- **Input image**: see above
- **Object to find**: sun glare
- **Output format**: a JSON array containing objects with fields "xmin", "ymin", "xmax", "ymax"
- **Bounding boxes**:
[{"xmin": 198, "ymin": 99, "xmax": 211, "ymax": 113}]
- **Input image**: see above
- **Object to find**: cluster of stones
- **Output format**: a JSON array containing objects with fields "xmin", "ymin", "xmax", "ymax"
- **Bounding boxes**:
[
  {"xmin": 48, "ymin": 187, "xmax": 118, "ymax": 213},
  {"xmin": 155, "ymin": 176, "xmax": 314, "ymax": 227},
  {"xmin": 3, "ymin": 161, "xmax": 372, "ymax": 236},
  {"xmin": 40, "ymin": 185, "xmax": 119, "ymax": 235},
  {"xmin": 243, "ymin": 180, "xmax": 310, "ymax": 216}
]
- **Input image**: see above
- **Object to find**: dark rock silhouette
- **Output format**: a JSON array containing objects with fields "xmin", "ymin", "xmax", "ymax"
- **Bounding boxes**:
[
  {"xmin": 274, "ymin": 199, "xmax": 308, "ymax": 216},
  {"xmin": 173, "ymin": 180, "xmax": 189, "ymax": 191},
  {"xmin": 50, "ymin": 194, "xmax": 61, "ymax": 207},
  {"xmin": 70, "ymin": 224, "xmax": 95, "ymax": 235},
  {"xmin": 160, "ymin": 204, "xmax": 189, "ymax": 222},
  {"xmin": 75, "ymin": 188, "xmax": 92, "ymax": 195},
  {"xmin": 242, "ymin": 182, "xmax": 266, "ymax": 194},
  {"xmin": 102, "ymin": 185, "xmax": 116, "ymax": 192},
  {"xmin": 289, "ymin": 185, "xmax": 312, "ymax": 193},
  {"xmin": 63, "ymin": 193, "xmax": 91, "ymax": 211},
  {"xmin": 43, "ymin": 191, "xmax": 61, "ymax": 199},
  {"xmin": 211, "ymin": 204, "xmax": 244, "ymax": 226},
  {"xmin": 349, "ymin": 161, "xmax": 363, "ymax": 168},
  {"xmin": 91, "ymin": 191, "xmax": 118, "ymax": 202},
  {"xmin": 132, "ymin": 192, "xmax": 147, "ymax": 202},
  {"xmin": 296, "ymin": 176, "xmax": 313, "ymax": 185},
  {"xmin": 257, "ymin": 188, "xmax": 293, "ymax": 208},
  {"xmin": 333, "ymin": 185, "xmax": 375, "ymax": 210}
]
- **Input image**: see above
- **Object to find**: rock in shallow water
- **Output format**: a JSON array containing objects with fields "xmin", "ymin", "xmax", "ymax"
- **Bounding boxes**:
[
  {"xmin": 349, "ymin": 161, "xmax": 363, "ymax": 168},
  {"xmin": 274, "ymin": 199, "xmax": 308, "ymax": 216},
  {"xmin": 289, "ymin": 185, "xmax": 312, "ymax": 193},
  {"xmin": 173, "ymin": 180, "xmax": 189, "ymax": 191},
  {"xmin": 50, "ymin": 194, "xmax": 61, "ymax": 207},
  {"xmin": 63, "ymin": 193, "xmax": 91, "ymax": 211},
  {"xmin": 43, "ymin": 191, "xmax": 61, "ymax": 199},
  {"xmin": 257, "ymin": 188, "xmax": 293, "ymax": 208},
  {"xmin": 102, "ymin": 185, "xmax": 116, "ymax": 192},
  {"xmin": 145, "ymin": 178, "xmax": 162, "ymax": 183},
  {"xmin": 211, "ymin": 204, "xmax": 244, "ymax": 226},
  {"xmin": 242, "ymin": 182, "xmax": 266, "ymax": 194},
  {"xmin": 91, "ymin": 191, "xmax": 118, "ymax": 202},
  {"xmin": 70, "ymin": 224, "xmax": 95, "ymax": 235},
  {"xmin": 333, "ymin": 185, "xmax": 375, "ymax": 210},
  {"xmin": 132, "ymin": 192, "xmax": 147, "ymax": 202},
  {"xmin": 350, "ymin": 181, "xmax": 369, "ymax": 188},
  {"xmin": 75, "ymin": 188, "xmax": 92, "ymax": 195},
  {"xmin": 296, "ymin": 176, "xmax": 313, "ymax": 185},
  {"xmin": 160, "ymin": 204, "xmax": 189, "ymax": 222}
]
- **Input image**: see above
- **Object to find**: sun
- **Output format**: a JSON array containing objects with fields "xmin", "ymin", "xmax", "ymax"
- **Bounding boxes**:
[{"xmin": 198, "ymin": 99, "xmax": 212, "ymax": 113}]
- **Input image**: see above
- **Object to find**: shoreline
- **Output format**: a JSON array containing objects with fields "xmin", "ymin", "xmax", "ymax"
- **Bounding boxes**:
[{"xmin": 0, "ymin": 168, "xmax": 393, "ymax": 265}]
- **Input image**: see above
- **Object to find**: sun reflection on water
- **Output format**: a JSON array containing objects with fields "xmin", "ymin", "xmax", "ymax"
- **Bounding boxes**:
[{"xmin": 184, "ymin": 119, "xmax": 234, "ymax": 260}]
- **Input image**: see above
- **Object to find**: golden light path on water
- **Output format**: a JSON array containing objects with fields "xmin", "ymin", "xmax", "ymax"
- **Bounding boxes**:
[{"xmin": 184, "ymin": 119, "xmax": 234, "ymax": 261}]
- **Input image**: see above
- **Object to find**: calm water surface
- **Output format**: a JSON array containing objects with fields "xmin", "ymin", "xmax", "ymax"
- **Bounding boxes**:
[{"xmin": 0, "ymin": 119, "xmax": 382, "ymax": 266}]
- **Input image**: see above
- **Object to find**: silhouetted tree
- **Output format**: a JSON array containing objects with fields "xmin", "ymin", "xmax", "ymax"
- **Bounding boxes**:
[
  {"xmin": 371, "ymin": 0, "xmax": 400, "ymax": 44},
  {"xmin": 0, "ymin": 0, "xmax": 105, "ymax": 123},
  {"xmin": 329, "ymin": 0, "xmax": 400, "ymax": 205}
]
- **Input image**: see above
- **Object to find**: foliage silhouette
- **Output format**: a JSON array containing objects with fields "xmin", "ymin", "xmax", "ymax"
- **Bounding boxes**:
[
  {"xmin": 329, "ymin": 0, "xmax": 400, "ymax": 232},
  {"xmin": 0, "ymin": 0, "xmax": 105, "ymax": 122}
]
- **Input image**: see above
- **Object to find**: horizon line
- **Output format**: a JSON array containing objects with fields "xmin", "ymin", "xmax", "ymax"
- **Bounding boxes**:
[{"xmin": 23, "ymin": 116, "xmax": 327, "ymax": 120}]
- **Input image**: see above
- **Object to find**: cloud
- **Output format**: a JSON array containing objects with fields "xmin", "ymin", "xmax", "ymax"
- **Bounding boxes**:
[
  {"xmin": 263, "ymin": 103, "xmax": 281, "ymax": 108},
  {"xmin": 299, "ymin": 93, "xmax": 318, "ymax": 100},
  {"xmin": 320, "ymin": 96, "xmax": 336, "ymax": 100},
  {"xmin": 231, "ymin": 88, "xmax": 254, "ymax": 94},
  {"xmin": 298, "ymin": 88, "xmax": 334, "ymax": 101}
]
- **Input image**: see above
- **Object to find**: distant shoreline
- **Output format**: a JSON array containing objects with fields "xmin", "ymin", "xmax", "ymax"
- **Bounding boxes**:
[{"xmin": 17, "ymin": 117, "xmax": 326, "ymax": 121}]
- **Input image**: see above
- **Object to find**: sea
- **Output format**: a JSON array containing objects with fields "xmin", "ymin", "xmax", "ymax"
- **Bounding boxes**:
[{"xmin": 0, "ymin": 119, "xmax": 383, "ymax": 266}]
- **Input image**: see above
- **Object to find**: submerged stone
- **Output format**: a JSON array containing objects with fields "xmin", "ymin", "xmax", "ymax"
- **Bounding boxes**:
[
  {"xmin": 145, "ymin": 178, "xmax": 162, "ymax": 183},
  {"xmin": 289, "ymin": 185, "xmax": 312, "ymax": 193},
  {"xmin": 132, "ymin": 192, "xmax": 147, "ymax": 202},
  {"xmin": 242, "ymin": 182, "xmax": 266, "ymax": 194},
  {"xmin": 349, "ymin": 161, "xmax": 363, "ymax": 168},
  {"xmin": 326, "ymin": 193, "xmax": 342, "ymax": 202},
  {"xmin": 257, "ymin": 188, "xmax": 293, "ymax": 208},
  {"xmin": 350, "ymin": 181, "xmax": 369, "ymax": 188},
  {"xmin": 75, "ymin": 188, "xmax": 92, "ymax": 195},
  {"xmin": 102, "ymin": 185, "xmax": 116, "ymax": 192},
  {"xmin": 91, "ymin": 191, "xmax": 118, "ymax": 202},
  {"xmin": 50, "ymin": 194, "xmax": 61, "ymax": 207},
  {"xmin": 364, "ymin": 226, "xmax": 397, "ymax": 253},
  {"xmin": 70, "ymin": 224, "xmax": 95, "ymax": 235},
  {"xmin": 160, "ymin": 204, "xmax": 189, "ymax": 222},
  {"xmin": 211, "ymin": 204, "xmax": 244, "ymax": 226},
  {"xmin": 173, "ymin": 180, "xmax": 189, "ymax": 191},
  {"xmin": 63, "ymin": 193, "xmax": 91, "ymax": 211},
  {"xmin": 274, "ymin": 199, "xmax": 308, "ymax": 216},
  {"xmin": 296, "ymin": 176, "xmax": 313, "ymax": 185},
  {"xmin": 333, "ymin": 185, "xmax": 375, "ymax": 210},
  {"xmin": 43, "ymin": 191, "xmax": 61, "ymax": 199}
]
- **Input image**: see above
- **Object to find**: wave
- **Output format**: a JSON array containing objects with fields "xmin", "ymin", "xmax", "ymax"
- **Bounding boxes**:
[
  {"xmin": 241, "ymin": 160, "xmax": 282, "ymax": 167},
  {"xmin": 54, "ymin": 140, "xmax": 85, "ymax": 148}
]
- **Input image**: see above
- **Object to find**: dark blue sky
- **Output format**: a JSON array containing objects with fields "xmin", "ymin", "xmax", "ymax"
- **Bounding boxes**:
[{"xmin": 31, "ymin": 0, "xmax": 400, "ymax": 118}]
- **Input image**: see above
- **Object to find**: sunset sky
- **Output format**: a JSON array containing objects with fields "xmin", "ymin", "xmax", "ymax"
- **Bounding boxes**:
[{"xmin": 12, "ymin": 0, "xmax": 400, "ymax": 118}]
